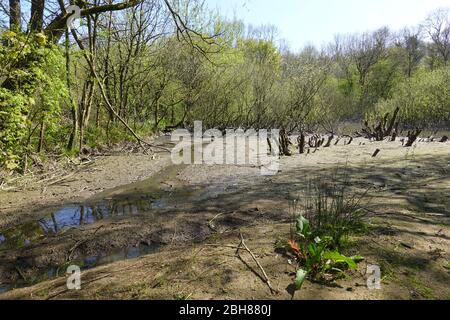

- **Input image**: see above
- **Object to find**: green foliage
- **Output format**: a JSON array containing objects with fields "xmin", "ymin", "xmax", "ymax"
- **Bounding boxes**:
[
  {"xmin": 370, "ymin": 67, "xmax": 450, "ymax": 128},
  {"xmin": 288, "ymin": 214, "xmax": 364, "ymax": 292},
  {"xmin": 294, "ymin": 269, "xmax": 307, "ymax": 290},
  {"xmin": 322, "ymin": 251, "xmax": 363, "ymax": 270},
  {"xmin": 0, "ymin": 31, "xmax": 67, "ymax": 169},
  {"xmin": 365, "ymin": 57, "xmax": 402, "ymax": 105},
  {"xmin": 0, "ymin": 89, "xmax": 28, "ymax": 169},
  {"xmin": 315, "ymin": 76, "xmax": 357, "ymax": 127},
  {"xmin": 295, "ymin": 215, "xmax": 311, "ymax": 238},
  {"xmin": 302, "ymin": 175, "xmax": 368, "ymax": 249},
  {"xmin": 287, "ymin": 174, "xmax": 367, "ymax": 292}
]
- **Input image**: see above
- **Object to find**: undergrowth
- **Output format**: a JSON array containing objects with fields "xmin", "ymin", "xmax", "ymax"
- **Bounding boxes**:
[{"xmin": 283, "ymin": 170, "xmax": 370, "ymax": 293}]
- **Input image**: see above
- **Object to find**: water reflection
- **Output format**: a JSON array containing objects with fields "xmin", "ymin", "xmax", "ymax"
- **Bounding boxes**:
[
  {"xmin": 0, "ymin": 243, "xmax": 159, "ymax": 295},
  {"xmin": 82, "ymin": 244, "xmax": 159, "ymax": 268},
  {"xmin": 0, "ymin": 284, "xmax": 10, "ymax": 294},
  {"xmin": 0, "ymin": 222, "xmax": 46, "ymax": 250},
  {"xmin": 0, "ymin": 197, "xmax": 157, "ymax": 250}
]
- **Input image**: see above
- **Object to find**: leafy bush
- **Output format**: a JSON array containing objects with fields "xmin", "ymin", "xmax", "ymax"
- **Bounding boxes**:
[
  {"xmin": 0, "ymin": 89, "xmax": 29, "ymax": 169},
  {"xmin": 288, "ymin": 214, "xmax": 364, "ymax": 292},
  {"xmin": 0, "ymin": 31, "xmax": 67, "ymax": 169},
  {"xmin": 286, "ymin": 175, "xmax": 367, "ymax": 292},
  {"xmin": 302, "ymin": 176, "xmax": 368, "ymax": 248},
  {"xmin": 368, "ymin": 67, "xmax": 450, "ymax": 128}
]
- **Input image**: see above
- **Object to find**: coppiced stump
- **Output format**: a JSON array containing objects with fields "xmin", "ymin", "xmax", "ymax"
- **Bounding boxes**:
[{"xmin": 405, "ymin": 129, "xmax": 422, "ymax": 147}]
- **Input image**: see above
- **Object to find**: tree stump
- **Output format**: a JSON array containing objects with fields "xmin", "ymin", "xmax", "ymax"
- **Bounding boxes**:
[{"xmin": 405, "ymin": 129, "xmax": 422, "ymax": 147}]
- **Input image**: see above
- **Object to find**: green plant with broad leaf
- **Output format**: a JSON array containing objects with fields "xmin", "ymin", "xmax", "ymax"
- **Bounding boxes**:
[
  {"xmin": 288, "ymin": 197, "xmax": 365, "ymax": 294},
  {"xmin": 294, "ymin": 269, "xmax": 307, "ymax": 290}
]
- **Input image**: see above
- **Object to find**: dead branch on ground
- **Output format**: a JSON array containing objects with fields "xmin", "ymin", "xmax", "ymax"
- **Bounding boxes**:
[{"xmin": 235, "ymin": 233, "xmax": 279, "ymax": 295}]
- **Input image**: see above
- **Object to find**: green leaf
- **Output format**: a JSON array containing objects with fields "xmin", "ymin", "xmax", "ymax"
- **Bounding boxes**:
[
  {"xmin": 296, "ymin": 215, "xmax": 310, "ymax": 238},
  {"xmin": 351, "ymin": 255, "xmax": 365, "ymax": 263},
  {"xmin": 323, "ymin": 251, "xmax": 358, "ymax": 270},
  {"xmin": 308, "ymin": 243, "xmax": 317, "ymax": 256},
  {"xmin": 294, "ymin": 269, "xmax": 307, "ymax": 290}
]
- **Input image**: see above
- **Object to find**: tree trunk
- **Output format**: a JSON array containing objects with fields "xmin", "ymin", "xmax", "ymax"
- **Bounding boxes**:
[
  {"xmin": 65, "ymin": 30, "xmax": 79, "ymax": 151},
  {"xmin": 279, "ymin": 129, "xmax": 292, "ymax": 156},
  {"xmin": 67, "ymin": 107, "xmax": 78, "ymax": 151},
  {"xmin": 30, "ymin": 0, "xmax": 45, "ymax": 32},
  {"xmin": 38, "ymin": 119, "xmax": 45, "ymax": 153},
  {"xmin": 9, "ymin": 0, "xmax": 21, "ymax": 31},
  {"xmin": 384, "ymin": 107, "xmax": 400, "ymax": 137},
  {"xmin": 323, "ymin": 135, "xmax": 334, "ymax": 148},
  {"xmin": 298, "ymin": 132, "xmax": 306, "ymax": 154}
]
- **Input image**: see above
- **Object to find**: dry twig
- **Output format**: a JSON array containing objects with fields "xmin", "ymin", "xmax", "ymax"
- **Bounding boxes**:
[
  {"xmin": 235, "ymin": 233, "xmax": 279, "ymax": 294},
  {"xmin": 67, "ymin": 225, "xmax": 105, "ymax": 261}
]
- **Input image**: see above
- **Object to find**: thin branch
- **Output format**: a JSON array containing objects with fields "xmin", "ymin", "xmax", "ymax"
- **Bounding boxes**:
[{"xmin": 236, "ymin": 233, "xmax": 279, "ymax": 295}]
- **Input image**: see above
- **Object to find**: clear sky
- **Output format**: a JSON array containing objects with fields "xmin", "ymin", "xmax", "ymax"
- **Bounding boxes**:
[{"xmin": 206, "ymin": 0, "xmax": 450, "ymax": 51}]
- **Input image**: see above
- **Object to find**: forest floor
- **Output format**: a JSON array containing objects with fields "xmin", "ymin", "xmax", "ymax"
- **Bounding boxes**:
[{"xmin": 0, "ymin": 136, "xmax": 449, "ymax": 300}]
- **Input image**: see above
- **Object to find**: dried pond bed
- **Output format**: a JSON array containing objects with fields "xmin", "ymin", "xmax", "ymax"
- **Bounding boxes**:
[{"xmin": 0, "ymin": 138, "xmax": 449, "ymax": 299}]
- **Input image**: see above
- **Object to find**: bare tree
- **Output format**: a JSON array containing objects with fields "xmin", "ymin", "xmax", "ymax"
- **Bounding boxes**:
[
  {"xmin": 396, "ymin": 27, "xmax": 425, "ymax": 77},
  {"xmin": 349, "ymin": 27, "xmax": 390, "ymax": 88},
  {"xmin": 424, "ymin": 8, "xmax": 450, "ymax": 65},
  {"xmin": 279, "ymin": 47, "xmax": 330, "ymax": 133}
]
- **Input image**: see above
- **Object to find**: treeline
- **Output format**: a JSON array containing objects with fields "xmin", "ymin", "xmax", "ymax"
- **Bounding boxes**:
[{"xmin": 0, "ymin": 1, "xmax": 449, "ymax": 170}]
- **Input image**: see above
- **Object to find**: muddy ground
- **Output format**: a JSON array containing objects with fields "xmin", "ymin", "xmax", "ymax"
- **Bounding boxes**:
[{"xmin": 0, "ymin": 136, "xmax": 449, "ymax": 300}]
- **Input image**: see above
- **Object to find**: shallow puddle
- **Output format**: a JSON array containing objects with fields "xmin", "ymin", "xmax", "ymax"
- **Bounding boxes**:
[
  {"xmin": 0, "ymin": 163, "xmax": 243, "ymax": 294},
  {"xmin": 0, "ymin": 165, "xmax": 228, "ymax": 253},
  {"xmin": 0, "ymin": 196, "xmax": 157, "ymax": 251},
  {"xmin": 2, "ymin": 243, "xmax": 160, "ymax": 293},
  {"xmin": 0, "ymin": 284, "xmax": 10, "ymax": 294},
  {"xmin": 0, "ymin": 195, "xmax": 167, "ymax": 293}
]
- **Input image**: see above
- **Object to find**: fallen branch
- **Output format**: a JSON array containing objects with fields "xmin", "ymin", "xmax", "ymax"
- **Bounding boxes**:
[
  {"xmin": 207, "ymin": 213, "xmax": 225, "ymax": 231},
  {"xmin": 67, "ymin": 225, "xmax": 104, "ymax": 261},
  {"xmin": 48, "ymin": 172, "xmax": 76, "ymax": 186},
  {"xmin": 235, "ymin": 233, "xmax": 279, "ymax": 294},
  {"xmin": 203, "ymin": 244, "xmax": 240, "ymax": 250}
]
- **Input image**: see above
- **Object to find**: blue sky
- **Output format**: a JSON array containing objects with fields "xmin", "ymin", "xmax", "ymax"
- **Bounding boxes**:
[{"xmin": 206, "ymin": 0, "xmax": 450, "ymax": 51}]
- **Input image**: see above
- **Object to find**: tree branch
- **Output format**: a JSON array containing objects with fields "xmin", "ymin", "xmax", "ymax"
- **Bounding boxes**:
[{"xmin": 45, "ymin": 0, "xmax": 144, "ymax": 40}]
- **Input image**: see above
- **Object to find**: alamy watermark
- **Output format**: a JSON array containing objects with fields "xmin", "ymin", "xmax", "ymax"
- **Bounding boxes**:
[
  {"xmin": 367, "ymin": 265, "xmax": 382, "ymax": 290},
  {"xmin": 171, "ymin": 121, "xmax": 280, "ymax": 175},
  {"xmin": 66, "ymin": 265, "xmax": 81, "ymax": 290},
  {"xmin": 66, "ymin": 5, "xmax": 81, "ymax": 31}
]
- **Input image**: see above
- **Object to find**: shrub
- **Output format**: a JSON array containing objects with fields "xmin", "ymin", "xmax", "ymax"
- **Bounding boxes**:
[
  {"xmin": 368, "ymin": 67, "xmax": 450, "ymax": 129},
  {"xmin": 286, "ymin": 173, "xmax": 368, "ymax": 292},
  {"xmin": 288, "ymin": 213, "xmax": 364, "ymax": 291},
  {"xmin": 0, "ymin": 89, "xmax": 29, "ymax": 170},
  {"xmin": 301, "ymin": 175, "xmax": 368, "ymax": 249},
  {"xmin": 0, "ymin": 31, "xmax": 67, "ymax": 170}
]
